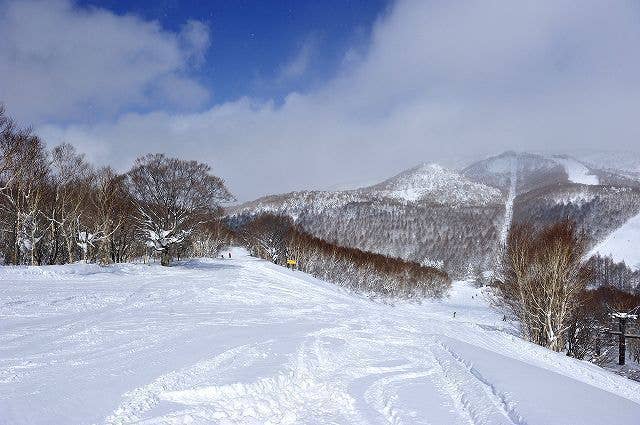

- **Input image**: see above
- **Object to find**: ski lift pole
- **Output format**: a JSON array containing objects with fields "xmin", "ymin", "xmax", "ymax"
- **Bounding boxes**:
[
  {"xmin": 607, "ymin": 312, "xmax": 640, "ymax": 365},
  {"xmin": 618, "ymin": 315, "xmax": 626, "ymax": 366}
]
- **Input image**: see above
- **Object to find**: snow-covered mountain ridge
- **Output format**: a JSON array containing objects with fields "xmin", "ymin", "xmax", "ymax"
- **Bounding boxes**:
[
  {"xmin": 233, "ymin": 162, "xmax": 504, "ymax": 218},
  {"xmin": 231, "ymin": 151, "xmax": 640, "ymax": 276},
  {"xmin": 365, "ymin": 163, "xmax": 502, "ymax": 205}
]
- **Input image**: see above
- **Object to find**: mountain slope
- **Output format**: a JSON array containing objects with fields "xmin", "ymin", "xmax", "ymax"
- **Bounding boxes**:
[
  {"xmin": 462, "ymin": 151, "xmax": 565, "ymax": 194},
  {"xmin": 589, "ymin": 211, "xmax": 640, "ymax": 270},
  {"xmin": 363, "ymin": 163, "xmax": 502, "ymax": 205},
  {"xmin": 233, "ymin": 151, "xmax": 640, "ymax": 276},
  {"xmin": 2, "ymin": 250, "xmax": 640, "ymax": 424},
  {"xmin": 552, "ymin": 155, "xmax": 600, "ymax": 185},
  {"xmin": 463, "ymin": 152, "xmax": 640, "ymax": 268},
  {"xmin": 231, "ymin": 164, "xmax": 506, "ymax": 274}
]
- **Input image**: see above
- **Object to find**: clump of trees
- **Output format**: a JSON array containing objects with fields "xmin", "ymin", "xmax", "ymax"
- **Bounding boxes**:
[
  {"xmin": 0, "ymin": 105, "xmax": 233, "ymax": 266},
  {"xmin": 587, "ymin": 254, "xmax": 640, "ymax": 295},
  {"xmin": 234, "ymin": 196, "xmax": 503, "ymax": 278},
  {"xmin": 237, "ymin": 213, "xmax": 451, "ymax": 298},
  {"xmin": 565, "ymin": 287, "xmax": 640, "ymax": 364},
  {"xmin": 494, "ymin": 219, "xmax": 640, "ymax": 364}
]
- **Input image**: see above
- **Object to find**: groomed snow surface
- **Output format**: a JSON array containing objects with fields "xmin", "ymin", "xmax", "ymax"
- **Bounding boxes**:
[{"xmin": 2, "ymin": 248, "xmax": 640, "ymax": 424}]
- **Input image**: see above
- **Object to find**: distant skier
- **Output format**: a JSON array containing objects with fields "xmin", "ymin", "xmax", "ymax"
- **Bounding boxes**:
[
  {"xmin": 453, "ymin": 311, "xmax": 456, "ymax": 318},
  {"xmin": 228, "ymin": 252, "xmax": 231, "ymax": 259}
]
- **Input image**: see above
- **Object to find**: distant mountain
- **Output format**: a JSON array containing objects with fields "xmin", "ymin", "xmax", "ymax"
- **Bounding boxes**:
[
  {"xmin": 463, "ymin": 151, "xmax": 640, "ymax": 249},
  {"xmin": 364, "ymin": 163, "xmax": 501, "ymax": 205},
  {"xmin": 572, "ymin": 150, "xmax": 640, "ymax": 175},
  {"xmin": 230, "ymin": 151, "xmax": 640, "ymax": 277},
  {"xmin": 462, "ymin": 151, "xmax": 565, "ymax": 194},
  {"xmin": 231, "ymin": 164, "xmax": 506, "ymax": 276}
]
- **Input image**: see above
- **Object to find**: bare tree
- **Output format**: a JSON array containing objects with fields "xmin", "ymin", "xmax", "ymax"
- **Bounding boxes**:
[
  {"xmin": 494, "ymin": 220, "xmax": 591, "ymax": 351},
  {"xmin": 0, "ymin": 115, "xmax": 49, "ymax": 265},
  {"xmin": 85, "ymin": 166, "xmax": 131, "ymax": 264},
  {"xmin": 46, "ymin": 143, "xmax": 93, "ymax": 263},
  {"xmin": 127, "ymin": 154, "xmax": 233, "ymax": 266}
]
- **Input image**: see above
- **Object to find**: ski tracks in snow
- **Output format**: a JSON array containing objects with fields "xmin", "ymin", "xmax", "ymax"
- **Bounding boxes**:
[
  {"xmin": 4, "ymin": 251, "xmax": 640, "ymax": 424},
  {"xmin": 106, "ymin": 343, "xmax": 266, "ymax": 424},
  {"xmin": 430, "ymin": 341, "xmax": 525, "ymax": 425}
]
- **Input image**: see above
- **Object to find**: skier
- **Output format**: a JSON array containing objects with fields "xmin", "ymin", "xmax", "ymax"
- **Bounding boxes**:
[
  {"xmin": 453, "ymin": 311, "xmax": 456, "ymax": 318},
  {"xmin": 228, "ymin": 252, "xmax": 231, "ymax": 259}
]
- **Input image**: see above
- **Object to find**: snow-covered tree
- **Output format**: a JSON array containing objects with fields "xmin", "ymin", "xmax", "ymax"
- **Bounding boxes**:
[{"xmin": 127, "ymin": 154, "xmax": 233, "ymax": 266}]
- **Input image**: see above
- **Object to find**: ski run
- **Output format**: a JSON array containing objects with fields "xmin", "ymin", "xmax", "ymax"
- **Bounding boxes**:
[
  {"xmin": 1, "ymin": 247, "xmax": 639, "ymax": 424},
  {"xmin": 590, "ymin": 211, "xmax": 640, "ymax": 270},
  {"xmin": 554, "ymin": 157, "xmax": 600, "ymax": 186}
]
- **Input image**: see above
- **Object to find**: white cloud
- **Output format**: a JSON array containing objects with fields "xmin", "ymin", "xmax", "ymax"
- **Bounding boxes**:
[
  {"xmin": 0, "ymin": 0, "xmax": 210, "ymax": 123},
  {"xmin": 24, "ymin": 0, "xmax": 640, "ymax": 201},
  {"xmin": 279, "ymin": 35, "xmax": 319, "ymax": 80},
  {"xmin": 180, "ymin": 19, "xmax": 211, "ymax": 66}
]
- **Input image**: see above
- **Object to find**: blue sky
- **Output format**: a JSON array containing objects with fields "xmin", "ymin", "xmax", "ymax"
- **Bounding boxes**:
[
  {"xmin": 1, "ymin": 0, "xmax": 640, "ymax": 201},
  {"xmin": 77, "ymin": 0, "xmax": 388, "ymax": 106}
]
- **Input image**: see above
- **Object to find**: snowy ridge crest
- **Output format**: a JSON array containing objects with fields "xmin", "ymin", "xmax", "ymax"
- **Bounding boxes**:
[
  {"xmin": 364, "ymin": 163, "xmax": 502, "ymax": 205},
  {"xmin": 234, "ymin": 162, "xmax": 503, "ymax": 218}
]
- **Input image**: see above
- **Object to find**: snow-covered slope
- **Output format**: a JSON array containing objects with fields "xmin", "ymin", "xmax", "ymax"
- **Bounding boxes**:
[
  {"xmin": 364, "ymin": 163, "xmax": 502, "ymax": 205},
  {"xmin": 462, "ymin": 151, "xmax": 564, "ymax": 194},
  {"xmin": 590, "ymin": 212, "xmax": 640, "ymax": 270},
  {"xmin": 2, "ymin": 250, "xmax": 640, "ymax": 424},
  {"xmin": 552, "ymin": 156, "xmax": 600, "ymax": 185}
]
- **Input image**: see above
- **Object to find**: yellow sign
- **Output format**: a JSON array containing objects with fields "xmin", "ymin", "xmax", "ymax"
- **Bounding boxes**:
[{"xmin": 286, "ymin": 259, "xmax": 297, "ymax": 265}]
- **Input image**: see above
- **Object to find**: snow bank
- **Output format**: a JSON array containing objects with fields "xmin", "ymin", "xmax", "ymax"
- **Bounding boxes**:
[{"xmin": 1, "ymin": 251, "xmax": 639, "ymax": 424}]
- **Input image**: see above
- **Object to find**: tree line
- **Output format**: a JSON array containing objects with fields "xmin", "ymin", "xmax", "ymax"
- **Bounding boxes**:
[
  {"xmin": 0, "ymin": 105, "xmax": 233, "ymax": 266},
  {"xmin": 234, "ymin": 213, "xmax": 452, "ymax": 299}
]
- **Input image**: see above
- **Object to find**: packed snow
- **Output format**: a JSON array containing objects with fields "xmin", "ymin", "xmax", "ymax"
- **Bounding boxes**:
[
  {"xmin": 554, "ymin": 157, "xmax": 600, "ymax": 185},
  {"xmin": 590, "ymin": 212, "xmax": 640, "ymax": 270},
  {"xmin": 2, "ymin": 248, "xmax": 640, "ymax": 424}
]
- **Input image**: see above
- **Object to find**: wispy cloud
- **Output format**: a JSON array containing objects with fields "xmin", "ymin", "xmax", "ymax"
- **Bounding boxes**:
[{"xmin": 278, "ymin": 34, "xmax": 320, "ymax": 81}]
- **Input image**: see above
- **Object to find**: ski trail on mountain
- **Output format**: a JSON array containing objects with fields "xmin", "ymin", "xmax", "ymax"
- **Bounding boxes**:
[
  {"xmin": 499, "ymin": 154, "xmax": 518, "ymax": 246},
  {"xmin": 588, "ymin": 211, "xmax": 640, "ymax": 270}
]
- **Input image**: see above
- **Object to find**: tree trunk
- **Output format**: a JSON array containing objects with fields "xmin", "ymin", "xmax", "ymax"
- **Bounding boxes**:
[{"xmin": 161, "ymin": 250, "xmax": 171, "ymax": 266}]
